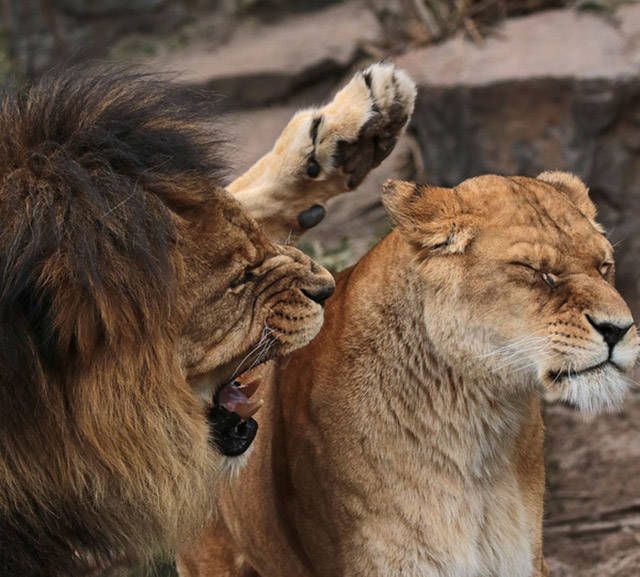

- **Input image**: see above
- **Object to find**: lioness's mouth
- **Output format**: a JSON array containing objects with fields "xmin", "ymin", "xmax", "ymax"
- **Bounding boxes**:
[
  {"xmin": 548, "ymin": 360, "xmax": 622, "ymax": 382},
  {"xmin": 207, "ymin": 378, "xmax": 262, "ymax": 457}
]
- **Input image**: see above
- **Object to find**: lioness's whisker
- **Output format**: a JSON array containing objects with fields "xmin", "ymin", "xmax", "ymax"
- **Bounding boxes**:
[
  {"xmin": 478, "ymin": 331, "xmax": 551, "ymax": 379},
  {"xmin": 480, "ymin": 334, "xmax": 548, "ymax": 360}
]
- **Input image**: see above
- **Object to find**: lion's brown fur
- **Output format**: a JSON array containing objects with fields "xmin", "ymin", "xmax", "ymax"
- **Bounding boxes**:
[
  {"xmin": 12, "ymin": 61, "xmax": 626, "ymax": 577},
  {"xmin": 0, "ymin": 62, "xmax": 417, "ymax": 577},
  {"xmin": 0, "ymin": 69, "xmax": 240, "ymax": 577}
]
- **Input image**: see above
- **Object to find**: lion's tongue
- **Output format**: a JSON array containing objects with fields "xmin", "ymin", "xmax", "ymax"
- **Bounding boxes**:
[{"xmin": 218, "ymin": 380, "xmax": 262, "ymax": 420}]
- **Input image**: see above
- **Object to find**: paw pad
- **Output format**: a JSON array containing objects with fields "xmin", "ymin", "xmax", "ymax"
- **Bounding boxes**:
[
  {"xmin": 306, "ymin": 159, "xmax": 321, "ymax": 178},
  {"xmin": 298, "ymin": 204, "xmax": 326, "ymax": 229},
  {"xmin": 336, "ymin": 63, "xmax": 416, "ymax": 188}
]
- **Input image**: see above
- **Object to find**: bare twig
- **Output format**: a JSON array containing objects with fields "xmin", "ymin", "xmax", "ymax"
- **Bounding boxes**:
[
  {"xmin": 412, "ymin": 0, "xmax": 443, "ymax": 39},
  {"xmin": 463, "ymin": 17, "xmax": 484, "ymax": 44},
  {"xmin": 552, "ymin": 490, "xmax": 596, "ymax": 501},
  {"xmin": 546, "ymin": 499, "xmax": 640, "ymax": 527},
  {"xmin": 545, "ymin": 515, "xmax": 640, "ymax": 537}
]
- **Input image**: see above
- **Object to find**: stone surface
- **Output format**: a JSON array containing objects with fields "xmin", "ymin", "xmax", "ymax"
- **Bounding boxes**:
[
  {"xmin": 152, "ymin": 0, "xmax": 382, "ymax": 107},
  {"xmin": 397, "ymin": 6, "xmax": 640, "ymax": 85},
  {"xmin": 366, "ymin": 0, "xmax": 567, "ymax": 50},
  {"xmin": 1, "ymin": 0, "xmax": 347, "ymax": 78},
  {"xmin": 396, "ymin": 5, "xmax": 640, "ymax": 314},
  {"xmin": 2, "ymin": 0, "xmax": 193, "ymax": 75}
]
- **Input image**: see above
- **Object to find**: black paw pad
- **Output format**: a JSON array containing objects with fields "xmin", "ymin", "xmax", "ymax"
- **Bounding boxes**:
[
  {"xmin": 298, "ymin": 204, "xmax": 326, "ymax": 229},
  {"xmin": 306, "ymin": 158, "xmax": 321, "ymax": 178}
]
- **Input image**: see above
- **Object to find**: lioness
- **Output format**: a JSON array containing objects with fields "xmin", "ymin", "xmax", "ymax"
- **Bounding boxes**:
[
  {"xmin": 0, "ymin": 63, "xmax": 413, "ymax": 576},
  {"xmin": 179, "ymin": 173, "xmax": 639, "ymax": 577}
]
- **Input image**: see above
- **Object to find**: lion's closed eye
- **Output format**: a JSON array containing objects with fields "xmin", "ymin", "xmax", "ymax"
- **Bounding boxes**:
[
  {"xmin": 230, "ymin": 269, "xmax": 257, "ymax": 288},
  {"xmin": 509, "ymin": 261, "xmax": 539, "ymax": 272}
]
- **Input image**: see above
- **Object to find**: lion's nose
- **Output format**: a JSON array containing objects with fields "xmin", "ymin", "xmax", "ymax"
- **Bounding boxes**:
[
  {"xmin": 302, "ymin": 283, "xmax": 335, "ymax": 304},
  {"xmin": 586, "ymin": 315, "xmax": 633, "ymax": 349}
]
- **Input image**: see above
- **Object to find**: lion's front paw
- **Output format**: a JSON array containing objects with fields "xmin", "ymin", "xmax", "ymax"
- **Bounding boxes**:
[
  {"xmin": 228, "ymin": 62, "xmax": 416, "ymax": 241},
  {"xmin": 308, "ymin": 62, "xmax": 417, "ymax": 190}
]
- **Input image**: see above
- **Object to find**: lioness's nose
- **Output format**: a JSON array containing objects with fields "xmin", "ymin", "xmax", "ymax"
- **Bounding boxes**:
[
  {"xmin": 586, "ymin": 315, "xmax": 633, "ymax": 348},
  {"xmin": 302, "ymin": 283, "xmax": 335, "ymax": 304}
]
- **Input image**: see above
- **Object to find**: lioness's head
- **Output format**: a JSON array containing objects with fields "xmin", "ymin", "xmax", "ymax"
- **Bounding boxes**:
[{"xmin": 384, "ymin": 173, "xmax": 639, "ymax": 412}]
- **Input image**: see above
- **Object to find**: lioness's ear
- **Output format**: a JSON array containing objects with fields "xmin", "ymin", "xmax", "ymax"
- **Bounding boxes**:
[
  {"xmin": 537, "ymin": 171, "xmax": 597, "ymax": 220},
  {"xmin": 382, "ymin": 179, "xmax": 475, "ymax": 254}
]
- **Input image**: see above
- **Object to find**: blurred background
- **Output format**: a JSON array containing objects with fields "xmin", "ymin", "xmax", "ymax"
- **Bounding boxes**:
[{"xmin": 2, "ymin": 1, "xmax": 639, "ymax": 576}]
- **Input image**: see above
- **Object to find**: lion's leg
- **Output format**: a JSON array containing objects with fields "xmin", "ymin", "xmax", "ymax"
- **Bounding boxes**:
[{"xmin": 228, "ymin": 62, "xmax": 416, "ymax": 242}]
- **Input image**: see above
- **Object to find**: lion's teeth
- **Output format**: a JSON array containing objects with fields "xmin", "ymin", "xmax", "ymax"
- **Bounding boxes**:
[
  {"xmin": 237, "ymin": 378, "xmax": 260, "ymax": 398},
  {"xmin": 217, "ymin": 381, "xmax": 264, "ymax": 420},
  {"xmin": 234, "ymin": 398, "xmax": 264, "ymax": 420}
]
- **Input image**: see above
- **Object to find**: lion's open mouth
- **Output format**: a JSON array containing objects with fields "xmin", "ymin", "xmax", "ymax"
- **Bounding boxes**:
[{"xmin": 207, "ymin": 379, "xmax": 262, "ymax": 457}]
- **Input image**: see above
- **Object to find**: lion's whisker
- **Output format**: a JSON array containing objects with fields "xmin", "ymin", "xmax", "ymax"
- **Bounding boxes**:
[
  {"xmin": 230, "ymin": 323, "xmax": 279, "ymax": 379},
  {"xmin": 230, "ymin": 331, "xmax": 270, "ymax": 380}
]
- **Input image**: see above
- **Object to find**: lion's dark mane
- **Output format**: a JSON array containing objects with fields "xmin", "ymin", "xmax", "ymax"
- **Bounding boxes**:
[{"xmin": 0, "ymin": 68, "xmax": 226, "ymax": 577}]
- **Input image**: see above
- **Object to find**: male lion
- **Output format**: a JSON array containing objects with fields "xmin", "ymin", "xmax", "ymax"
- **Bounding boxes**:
[
  {"xmin": 179, "ymin": 173, "xmax": 639, "ymax": 577},
  {"xmin": 0, "ymin": 63, "xmax": 414, "ymax": 576}
]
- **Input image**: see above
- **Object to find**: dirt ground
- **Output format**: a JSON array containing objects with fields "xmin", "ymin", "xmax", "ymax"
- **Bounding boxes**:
[{"xmin": 544, "ymin": 377, "xmax": 640, "ymax": 577}]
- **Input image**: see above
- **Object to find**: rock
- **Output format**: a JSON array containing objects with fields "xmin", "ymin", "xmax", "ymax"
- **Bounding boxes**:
[
  {"xmin": 397, "ymin": 4, "xmax": 640, "ymax": 314},
  {"xmin": 544, "ymin": 389, "xmax": 640, "ymax": 577},
  {"xmin": 2, "ymin": 0, "xmax": 193, "ymax": 76},
  {"xmin": 57, "ymin": 0, "xmax": 168, "ymax": 17},
  {"xmin": 2, "ymin": 0, "xmax": 348, "ymax": 78},
  {"xmin": 366, "ymin": 0, "xmax": 567, "ymax": 50},
  {"xmin": 397, "ymin": 6, "xmax": 640, "ymax": 85},
  {"xmin": 152, "ymin": 0, "xmax": 382, "ymax": 108}
]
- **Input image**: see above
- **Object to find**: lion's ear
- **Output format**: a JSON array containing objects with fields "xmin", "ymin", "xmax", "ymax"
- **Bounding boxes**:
[
  {"xmin": 382, "ymin": 180, "xmax": 475, "ymax": 254},
  {"xmin": 537, "ymin": 171, "xmax": 597, "ymax": 220}
]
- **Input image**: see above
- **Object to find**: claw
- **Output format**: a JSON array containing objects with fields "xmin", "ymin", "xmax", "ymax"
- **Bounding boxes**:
[{"xmin": 233, "ymin": 398, "xmax": 264, "ymax": 421}]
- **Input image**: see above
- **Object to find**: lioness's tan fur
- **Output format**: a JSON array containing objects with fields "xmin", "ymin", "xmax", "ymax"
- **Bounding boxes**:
[{"xmin": 179, "ymin": 174, "xmax": 639, "ymax": 577}]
